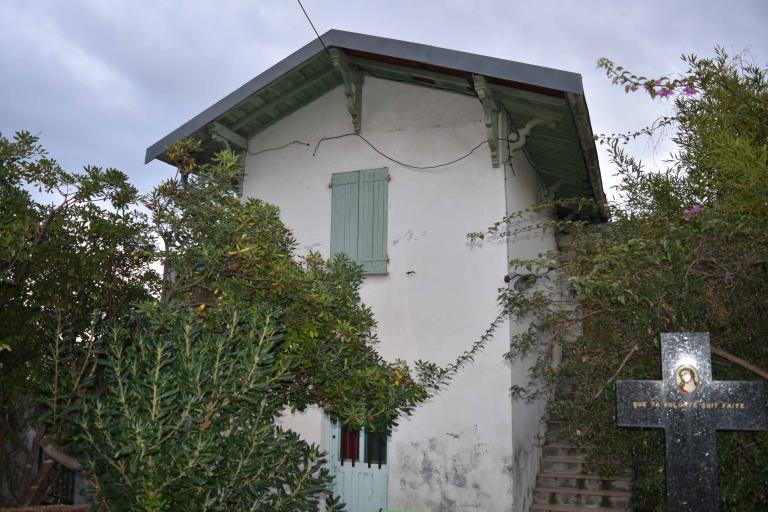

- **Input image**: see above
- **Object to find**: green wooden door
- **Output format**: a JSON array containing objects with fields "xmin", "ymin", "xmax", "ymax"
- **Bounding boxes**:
[{"xmin": 327, "ymin": 419, "xmax": 389, "ymax": 511}]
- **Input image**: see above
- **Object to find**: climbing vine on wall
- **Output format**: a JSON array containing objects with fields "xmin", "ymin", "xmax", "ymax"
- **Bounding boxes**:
[{"xmin": 472, "ymin": 49, "xmax": 768, "ymax": 510}]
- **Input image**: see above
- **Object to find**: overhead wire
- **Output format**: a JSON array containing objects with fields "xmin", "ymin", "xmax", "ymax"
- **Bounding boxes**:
[
  {"xmin": 248, "ymin": 6, "xmax": 546, "ymax": 177},
  {"xmin": 247, "ymin": 140, "xmax": 310, "ymax": 156},
  {"xmin": 296, "ymin": 0, "xmax": 330, "ymax": 54},
  {"xmin": 312, "ymin": 133, "xmax": 489, "ymax": 170},
  {"xmin": 256, "ymin": 10, "xmax": 532, "ymax": 172},
  {"xmin": 501, "ymin": 103, "xmax": 550, "ymax": 186},
  {"xmin": 247, "ymin": 131, "xmax": 540, "ymax": 172}
]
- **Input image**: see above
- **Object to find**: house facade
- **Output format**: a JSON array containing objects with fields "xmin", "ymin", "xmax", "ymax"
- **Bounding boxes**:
[{"xmin": 145, "ymin": 30, "xmax": 605, "ymax": 512}]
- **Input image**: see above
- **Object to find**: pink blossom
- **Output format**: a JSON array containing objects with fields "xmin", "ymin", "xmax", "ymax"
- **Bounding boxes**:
[
  {"xmin": 682, "ymin": 205, "xmax": 703, "ymax": 221},
  {"xmin": 683, "ymin": 86, "xmax": 697, "ymax": 95},
  {"xmin": 657, "ymin": 88, "xmax": 675, "ymax": 97}
]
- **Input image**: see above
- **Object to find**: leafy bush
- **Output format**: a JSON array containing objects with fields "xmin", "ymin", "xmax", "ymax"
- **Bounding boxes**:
[
  {"xmin": 64, "ymin": 142, "xmax": 438, "ymax": 510},
  {"xmin": 80, "ymin": 304, "xmax": 342, "ymax": 511},
  {"xmin": 0, "ymin": 131, "xmax": 157, "ymax": 504},
  {"xmin": 474, "ymin": 49, "xmax": 768, "ymax": 510},
  {"xmin": 2, "ymin": 133, "xmax": 439, "ymax": 508}
]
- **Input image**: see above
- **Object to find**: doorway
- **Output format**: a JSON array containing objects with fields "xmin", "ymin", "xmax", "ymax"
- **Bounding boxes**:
[{"xmin": 326, "ymin": 419, "xmax": 389, "ymax": 511}]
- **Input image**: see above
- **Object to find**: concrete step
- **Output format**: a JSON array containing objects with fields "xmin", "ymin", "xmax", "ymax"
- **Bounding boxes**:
[
  {"xmin": 537, "ymin": 471, "xmax": 632, "ymax": 492},
  {"xmin": 540, "ymin": 455, "xmax": 588, "ymax": 473},
  {"xmin": 538, "ymin": 471, "xmax": 631, "ymax": 482},
  {"xmin": 556, "ymin": 381, "xmax": 579, "ymax": 391},
  {"xmin": 529, "ymin": 377, "xmax": 632, "ymax": 512},
  {"xmin": 542, "ymin": 455, "xmax": 588, "ymax": 463},
  {"xmin": 533, "ymin": 486, "xmax": 631, "ymax": 509},
  {"xmin": 542, "ymin": 426, "xmax": 598, "ymax": 447},
  {"xmin": 540, "ymin": 457, "xmax": 632, "ymax": 477},
  {"xmin": 542, "ymin": 443, "xmax": 591, "ymax": 458},
  {"xmin": 544, "ymin": 420, "xmax": 579, "ymax": 432},
  {"xmin": 545, "ymin": 432, "xmax": 572, "ymax": 444},
  {"xmin": 544, "ymin": 422, "xmax": 577, "ymax": 444},
  {"xmin": 535, "ymin": 487, "xmax": 631, "ymax": 497},
  {"xmin": 531, "ymin": 504, "xmax": 627, "ymax": 512}
]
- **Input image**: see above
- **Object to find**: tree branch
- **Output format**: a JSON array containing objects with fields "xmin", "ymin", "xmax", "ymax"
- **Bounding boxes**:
[
  {"xmin": 712, "ymin": 345, "xmax": 768, "ymax": 381},
  {"xmin": 592, "ymin": 344, "xmax": 638, "ymax": 400}
]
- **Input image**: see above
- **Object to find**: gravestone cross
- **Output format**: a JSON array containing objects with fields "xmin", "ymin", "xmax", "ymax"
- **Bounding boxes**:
[{"xmin": 616, "ymin": 332, "xmax": 766, "ymax": 511}]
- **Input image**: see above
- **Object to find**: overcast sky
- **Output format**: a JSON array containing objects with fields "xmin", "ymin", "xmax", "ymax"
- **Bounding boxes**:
[{"xmin": 1, "ymin": 0, "xmax": 766, "ymax": 200}]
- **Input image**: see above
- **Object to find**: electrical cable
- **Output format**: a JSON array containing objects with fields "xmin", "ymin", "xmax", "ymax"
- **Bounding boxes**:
[
  {"xmin": 501, "ymin": 104, "xmax": 521, "ymax": 175},
  {"xmin": 501, "ymin": 104, "xmax": 549, "ymax": 186},
  {"xmin": 246, "ymin": 130, "xmax": 526, "ymax": 173},
  {"xmin": 312, "ymin": 133, "xmax": 489, "ymax": 170},
  {"xmin": 296, "ymin": 0, "xmax": 329, "ymax": 54},
  {"xmin": 248, "ymin": 140, "xmax": 310, "ymax": 156}
]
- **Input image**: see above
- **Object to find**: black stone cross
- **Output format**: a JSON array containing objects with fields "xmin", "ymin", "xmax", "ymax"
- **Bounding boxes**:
[{"xmin": 616, "ymin": 332, "xmax": 766, "ymax": 511}]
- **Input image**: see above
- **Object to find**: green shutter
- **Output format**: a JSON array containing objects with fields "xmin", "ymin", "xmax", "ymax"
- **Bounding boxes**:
[
  {"xmin": 358, "ymin": 168, "xmax": 388, "ymax": 274},
  {"xmin": 330, "ymin": 171, "xmax": 359, "ymax": 262},
  {"xmin": 330, "ymin": 168, "xmax": 388, "ymax": 275}
]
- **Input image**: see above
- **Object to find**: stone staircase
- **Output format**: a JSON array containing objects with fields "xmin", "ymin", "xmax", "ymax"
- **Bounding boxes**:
[{"xmin": 529, "ymin": 418, "xmax": 632, "ymax": 511}]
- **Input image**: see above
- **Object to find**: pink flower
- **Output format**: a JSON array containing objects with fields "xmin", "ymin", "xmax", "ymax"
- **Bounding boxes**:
[
  {"xmin": 657, "ymin": 88, "xmax": 675, "ymax": 97},
  {"xmin": 683, "ymin": 86, "xmax": 697, "ymax": 95},
  {"xmin": 682, "ymin": 205, "xmax": 703, "ymax": 221}
]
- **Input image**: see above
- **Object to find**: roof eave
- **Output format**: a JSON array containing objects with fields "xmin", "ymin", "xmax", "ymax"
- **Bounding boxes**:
[
  {"xmin": 144, "ymin": 37, "xmax": 327, "ymax": 164},
  {"xmin": 566, "ymin": 92, "xmax": 609, "ymax": 221},
  {"xmin": 144, "ymin": 30, "xmax": 586, "ymax": 165}
]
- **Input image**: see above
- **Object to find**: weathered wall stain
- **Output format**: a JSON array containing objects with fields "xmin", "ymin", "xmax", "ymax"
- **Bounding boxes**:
[
  {"xmin": 510, "ymin": 415, "xmax": 547, "ymax": 512},
  {"xmin": 393, "ymin": 426, "xmax": 512, "ymax": 511},
  {"xmin": 303, "ymin": 242, "xmax": 323, "ymax": 253},
  {"xmin": 244, "ymin": 77, "xmax": 549, "ymax": 511},
  {"xmin": 391, "ymin": 228, "xmax": 427, "ymax": 246}
]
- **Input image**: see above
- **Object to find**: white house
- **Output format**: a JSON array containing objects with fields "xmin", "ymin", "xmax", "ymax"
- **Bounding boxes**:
[{"xmin": 145, "ymin": 30, "xmax": 606, "ymax": 512}]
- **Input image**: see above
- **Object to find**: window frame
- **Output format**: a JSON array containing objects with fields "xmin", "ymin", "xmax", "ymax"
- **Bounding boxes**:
[{"xmin": 330, "ymin": 168, "xmax": 389, "ymax": 275}]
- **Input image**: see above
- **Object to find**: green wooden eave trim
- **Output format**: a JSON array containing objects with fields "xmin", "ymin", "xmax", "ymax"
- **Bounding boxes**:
[
  {"xmin": 472, "ymin": 75, "xmax": 500, "ymax": 168},
  {"xmin": 145, "ymin": 29, "xmax": 586, "ymax": 165},
  {"xmin": 566, "ymin": 93, "xmax": 607, "ymax": 211},
  {"xmin": 144, "ymin": 30, "xmax": 605, "ymax": 220},
  {"xmin": 329, "ymin": 48, "xmax": 364, "ymax": 134},
  {"xmin": 231, "ymin": 68, "xmax": 338, "ymax": 131},
  {"xmin": 208, "ymin": 122, "xmax": 247, "ymax": 150},
  {"xmin": 347, "ymin": 56, "xmax": 474, "ymax": 95}
]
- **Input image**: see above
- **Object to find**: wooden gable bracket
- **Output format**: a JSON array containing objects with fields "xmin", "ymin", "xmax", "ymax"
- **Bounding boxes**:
[
  {"xmin": 472, "ymin": 75, "xmax": 501, "ymax": 167},
  {"xmin": 506, "ymin": 118, "xmax": 557, "ymax": 152},
  {"xmin": 538, "ymin": 178, "xmax": 570, "ymax": 202},
  {"xmin": 206, "ymin": 122, "xmax": 247, "ymax": 195},
  {"xmin": 329, "ymin": 48, "xmax": 364, "ymax": 134},
  {"xmin": 208, "ymin": 122, "xmax": 248, "ymax": 151}
]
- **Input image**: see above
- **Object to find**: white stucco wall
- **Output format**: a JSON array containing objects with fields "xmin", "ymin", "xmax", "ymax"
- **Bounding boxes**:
[
  {"xmin": 243, "ymin": 77, "xmax": 551, "ymax": 512},
  {"xmin": 502, "ymin": 148, "xmax": 557, "ymax": 512}
]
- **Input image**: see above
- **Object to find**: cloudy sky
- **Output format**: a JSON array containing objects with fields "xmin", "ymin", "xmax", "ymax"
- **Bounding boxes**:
[{"xmin": 1, "ymin": 0, "xmax": 766, "ymax": 199}]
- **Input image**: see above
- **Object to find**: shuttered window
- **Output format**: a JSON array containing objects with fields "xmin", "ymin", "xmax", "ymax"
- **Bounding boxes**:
[
  {"xmin": 338, "ymin": 426, "xmax": 387, "ymax": 468},
  {"xmin": 340, "ymin": 426, "xmax": 360, "ymax": 465},
  {"xmin": 330, "ymin": 168, "xmax": 388, "ymax": 274},
  {"xmin": 364, "ymin": 431, "xmax": 387, "ymax": 468}
]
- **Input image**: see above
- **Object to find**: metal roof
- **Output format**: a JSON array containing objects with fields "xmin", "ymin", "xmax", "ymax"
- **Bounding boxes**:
[{"xmin": 144, "ymin": 29, "xmax": 606, "ymax": 218}]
